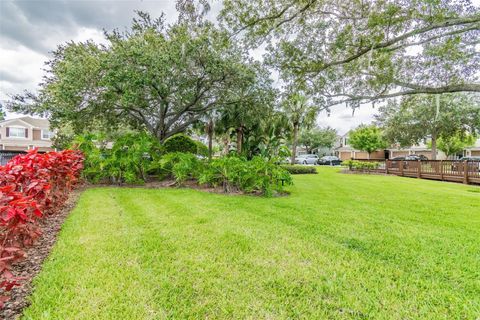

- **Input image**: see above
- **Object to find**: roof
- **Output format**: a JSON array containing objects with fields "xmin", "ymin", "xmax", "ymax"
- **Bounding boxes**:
[{"xmin": 0, "ymin": 116, "xmax": 50, "ymax": 129}]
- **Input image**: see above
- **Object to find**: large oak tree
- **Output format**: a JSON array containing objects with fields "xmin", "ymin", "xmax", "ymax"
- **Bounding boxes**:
[
  {"xmin": 8, "ymin": 13, "xmax": 263, "ymax": 142},
  {"xmin": 221, "ymin": 0, "xmax": 480, "ymax": 109}
]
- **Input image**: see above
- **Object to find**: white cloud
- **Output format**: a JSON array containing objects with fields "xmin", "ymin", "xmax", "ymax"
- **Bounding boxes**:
[
  {"xmin": 317, "ymin": 104, "xmax": 379, "ymax": 135},
  {"xmin": 0, "ymin": 45, "xmax": 47, "ymax": 100}
]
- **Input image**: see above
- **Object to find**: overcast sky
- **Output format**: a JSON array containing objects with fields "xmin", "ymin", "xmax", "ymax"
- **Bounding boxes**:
[{"xmin": 1, "ymin": 0, "xmax": 380, "ymax": 134}]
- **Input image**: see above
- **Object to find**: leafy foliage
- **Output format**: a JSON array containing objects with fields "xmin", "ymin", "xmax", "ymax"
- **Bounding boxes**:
[
  {"xmin": 281, "ymin": 91, "xmax": 319, "ymax": 164},
  {"xmin": 163, "ymin": 134, "xmax": 198, "ymax": 154},
  {"xmin": 198, "ymin": 156, "xmax": 292, "ymax": 196},
  {"xmin": 376, "ymin": 94, "xmax": 480, "ymax": 159},
  {"xmin": 8, "ymin": 12, "xmax": 261, "ymax": 142},
  {"xmin": 348, "ymin": 125, "xmax": 387, "ymax": 157},
  {"xmin": 194, "ymin": 140, "xmax": 209, "ymax": 157},
  {"xmin": 299, "ymin": 127, "xmax": 337, "ymax": 154},
  {"xmin": 73, "ymin": 132, "xmax": 160, "ymax": 184},
  {"xmin": 0, "ymin": 149, "xmax": 83, "ymax": 306},
  {"xmin": 221, "ymin": 0, "xmax": 480, "ymax": 108},
  {"xmin": 344, "ymin": 160, "xmax": 380, "ymax": 171},
  {"xmin": 436, "ymin": 133, "xmax": 476, "ymax": 158},
  {"xmin": 280, "ymin": 165, "xmax": 317, "ymax": 174},
  {"xmin": 160, "ymin": 152, "xmax": 203, "ymax": 184}
]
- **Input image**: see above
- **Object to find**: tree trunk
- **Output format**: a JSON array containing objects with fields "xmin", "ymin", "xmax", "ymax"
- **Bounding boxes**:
[
  {"xmin": 207, "ymin": 120, "xmax": 213, "ymax": 160},
  {"xmin": 367, "ymin": 152, "xmax": 371, "ymax": 160},
  {"xmin": 290, "ymin": 123, "xmax": 299, "ymax": 165},
  {"xmin": 236, "ymin": 126, "xmax": 243, "ymax": 155},
  {"xmin": 223, "ymin": 136, "xmax": 230, "ymax": 155},
  {"xmin": 431, "ymin": 133, "xmax": 437, "ymax": 160}
]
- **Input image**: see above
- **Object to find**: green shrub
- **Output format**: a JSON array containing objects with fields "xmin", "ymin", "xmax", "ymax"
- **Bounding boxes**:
[
  {"xmin": 71, "ymin": 134, "xmax": 106, "ymax": 183},
  {"xmin": 343, "ymin": 160, "xmax": 380, "ymax": 171},
  {"xmin": 163, "ymin": 134, "xmax": 197, "ymax": 154},
  {"xmin": 199, "ymin": 156, "xmax": 292, "ymax": 196},
  {"xmin": 281, "ymin": 165, "xmax": 317, "ymax": 174},
  {"xmin": 105, "ymin": 132, "xmax": 161, "ymax": 184},
  {"xmin": 198, "ymin": 156, "xmax": 244, "ymax": 193},
  {"xmin": 160, "ymin": 152, "xmax": 203, "ymax": 184},
  {"xmin": 72, "ymin": 132, "xmax": 161, "ymax": 184},
  {"xmin": 195, "ymin": 140, "xmax": 209, "ymax": 157}
]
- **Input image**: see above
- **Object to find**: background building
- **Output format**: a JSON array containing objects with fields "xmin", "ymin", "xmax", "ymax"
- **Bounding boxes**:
[{"xmin": 0, "ymin": 116, "xmax": 55, "ymax": 152}]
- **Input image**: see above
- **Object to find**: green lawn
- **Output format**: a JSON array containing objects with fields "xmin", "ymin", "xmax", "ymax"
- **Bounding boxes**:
[{"xmin": 23, "ymin": 168, "xmax": 480, "ymax": 319}]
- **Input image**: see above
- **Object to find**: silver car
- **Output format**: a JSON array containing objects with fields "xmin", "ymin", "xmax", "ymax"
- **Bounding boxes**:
[{"xmin": 295, "ymin": 154, "xmax": 319, "ymax": 165}]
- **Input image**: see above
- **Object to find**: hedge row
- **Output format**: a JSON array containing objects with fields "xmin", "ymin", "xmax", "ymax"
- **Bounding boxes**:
[
  {"xmin": 343, "ymin": 160, "xmax": 380, "ymax": 170},
  {"xmin": 0, "ymin": 149, "xmax": 83, "ymax": 307},
  {"xmin": 281, "ymin": 165, "xmax": 317, "ymax": 174}
]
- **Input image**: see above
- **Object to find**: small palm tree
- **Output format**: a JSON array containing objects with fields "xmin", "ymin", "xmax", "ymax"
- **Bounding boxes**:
[{"xmin": 281, "ymin": 92, "xmax": 319, "ymax": 164}]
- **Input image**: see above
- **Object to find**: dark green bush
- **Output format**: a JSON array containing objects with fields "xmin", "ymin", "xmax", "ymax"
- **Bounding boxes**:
[
  {"xmin": 163, "ymin": 134, "xmax": 197, "ymax": 154},
  {"xmin": 195, "ymin": 140, "xmax": 209, "ymax": 157},
  {"xmin": 281, "ymin": 165, "xmax": 317, "ymax": 174}
]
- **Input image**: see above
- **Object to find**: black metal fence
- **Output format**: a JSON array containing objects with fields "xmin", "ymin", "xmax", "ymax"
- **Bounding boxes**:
[{"xmin": 0, "ymin": 151, "xmax": 24, "ymax": 166}]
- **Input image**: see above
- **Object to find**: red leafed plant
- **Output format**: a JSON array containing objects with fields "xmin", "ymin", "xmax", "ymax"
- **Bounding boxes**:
[{"xmin": 0, "ymin": 149, "xmax": 83, "ymax": 308}]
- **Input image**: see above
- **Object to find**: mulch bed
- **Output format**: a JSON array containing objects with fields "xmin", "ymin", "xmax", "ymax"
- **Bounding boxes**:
[{"xmin": 0, "ymin": 187, "xmax": 85, "ymax": 320}]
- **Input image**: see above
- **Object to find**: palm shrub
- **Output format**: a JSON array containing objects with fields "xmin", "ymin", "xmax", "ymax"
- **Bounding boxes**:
[
  {"xmin": 199, "ymin": 155, "xmax": 292, "ymax": 196},
  {"xmin": 73, "ymin": 132, "xmax": 160, "ymax": 184},
  {"xmin": 105, "ymin": 132, "xmax": 161, "ymax": 183},
  {"xmin": 160, "ymin": 152, "xmax": 204, "ymax": 185},
  {"xmin": 242, "ymin": 156, "xmax": 292, "ymax": 196},
  {"xmin": 199, "ymin": 156, "xmax": 245, "ymax": 193}
]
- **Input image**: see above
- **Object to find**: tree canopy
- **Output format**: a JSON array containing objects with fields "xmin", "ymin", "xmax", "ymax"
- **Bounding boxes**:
[
  {"xmin": 8, "ymin": 13, "xmax": 270, "ymax": 142},
  {"xmin": 299, "ymin": 127, "xmax": 337, "ymax": 154},
  {"xmin": 376, "ymin": 93, "xmax": 480, "ymax": 159},
  {"xmin": 348, "ymin": 125, "xmax": 386, "ymax": 158},
  {"xmin": 435, "ymin": 133, "xmax": 476, "ymax": 158},
  {"xmin": 221, "ymin": 0, "xmax": 480, "ymax": 109}
]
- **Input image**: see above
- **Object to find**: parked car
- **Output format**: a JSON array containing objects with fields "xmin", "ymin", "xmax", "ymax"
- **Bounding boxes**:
[
  {"xmin": 405, "ymin": 154, "xmax": 428, "ymax": 161},
  {"xmin": 317, "ymin": 156, "xmax": 342, "ymax": 166},
  {"xmin": 295, "ymin": 154, "xmax": 319, "ymax": 165},
  {"xmin": 451, "ymin": 156, "xmax": 480, "ymax": 172},
  {"xmin": 389, "ymin": 156, "xmax": 405, "ymax": 168},
  {"xmin": 460, "ymin": 156, "xmax": 480, "ymax": 161}
]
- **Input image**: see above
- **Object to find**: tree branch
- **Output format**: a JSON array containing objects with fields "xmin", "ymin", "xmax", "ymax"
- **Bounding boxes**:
[
  {"xmin": 305, "ymin": 16, "xmax": 480, "ymax": 73},
  {"xmin": 326, "ymin": 83, "xmax": 480, "ymax": 106}
]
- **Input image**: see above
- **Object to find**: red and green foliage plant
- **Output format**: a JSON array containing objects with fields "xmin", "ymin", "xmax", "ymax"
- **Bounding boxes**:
[{"xmin": 0, "ymin": 149, "xmax": 83, "ymax": 307}]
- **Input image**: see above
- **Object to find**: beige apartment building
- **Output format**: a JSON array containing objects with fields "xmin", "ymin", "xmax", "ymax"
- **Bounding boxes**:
[{"xmin": 0, "ymin": 116, "xmax": 55, "ymax": 152}]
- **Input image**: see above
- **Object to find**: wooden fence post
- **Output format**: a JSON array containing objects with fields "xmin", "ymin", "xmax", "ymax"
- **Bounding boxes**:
[
  {"xmin": 463, "ymin": 160, "xmax": 469, "ymax": 184},
  {"xmin": 440, "ymin": 160, "xmax": 444, "ymax": 181},
  {"xmin": 417, "ymin": 160, "xmax": 421, "ymax": 178},
  {"xmin": 399, "ymin": 160, "xmax": 404, "ymax": 176},
  {"xmin": 385, "ymin": 160, "xmax": 389, "ymax": 174}
]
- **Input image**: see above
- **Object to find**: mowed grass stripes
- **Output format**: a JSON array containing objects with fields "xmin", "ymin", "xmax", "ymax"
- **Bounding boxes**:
[{"xmin": 23, "ymin": 168, "xmax": 480, "ymax": 319}]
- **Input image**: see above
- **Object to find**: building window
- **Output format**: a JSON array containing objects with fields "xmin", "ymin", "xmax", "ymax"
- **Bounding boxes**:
[
  {"xmin": 42, "ymin": 130, "xmax": 54, "ymax": 140},
  {"xmin": 9, "ymin": 127, "xmax": 27, "ymax": 138}
]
